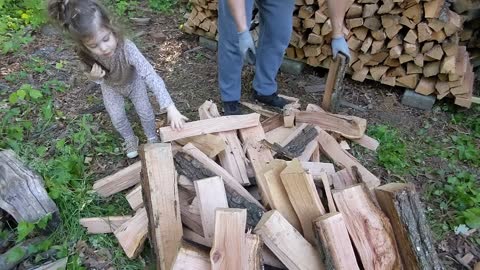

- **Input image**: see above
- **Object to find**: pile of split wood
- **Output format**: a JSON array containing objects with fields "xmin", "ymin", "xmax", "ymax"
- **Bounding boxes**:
[
  {"xmin": 182, "ymin": 0, "xmax": 477, "ymax": 108},
  {"xmin": 82, "ymin": 99, "xmax": 444, "ymax": 269},
  {"xmin": 454, "ymin": 0, "xmax": 480, "ymax": 66}
]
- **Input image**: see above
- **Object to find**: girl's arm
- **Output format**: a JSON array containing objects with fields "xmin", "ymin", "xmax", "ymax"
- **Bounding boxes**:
[{"xmin": 124, "ymin": 39, "xmax": 174, "ymax": 109}]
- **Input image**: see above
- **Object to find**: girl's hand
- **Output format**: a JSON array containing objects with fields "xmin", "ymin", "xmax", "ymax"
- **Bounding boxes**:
[
  {"xmin": 86, "ymin": 63, "xmax": 106, "ymax": 81},
  {"xmin": 167, "ymin": 105, "xmax": 188, "ymax": 131}
]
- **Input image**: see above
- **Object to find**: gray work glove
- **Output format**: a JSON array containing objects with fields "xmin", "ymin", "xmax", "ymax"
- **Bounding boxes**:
[
  {"xmin": 331, "ymin": 36, "xmax": 350, "ymax": 59},
  {"xmin": 238, "ymin": 30, "xmax": 256, "ymax": 65}
]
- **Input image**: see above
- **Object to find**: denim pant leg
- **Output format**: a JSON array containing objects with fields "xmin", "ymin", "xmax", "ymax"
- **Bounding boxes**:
[
  {"xmin": 218, "ymin": 0, "xmax": 254, "ymax": 102},
  {"xmin": 253, "ymin": 0, "xmax": 295, "ymax": 95}
]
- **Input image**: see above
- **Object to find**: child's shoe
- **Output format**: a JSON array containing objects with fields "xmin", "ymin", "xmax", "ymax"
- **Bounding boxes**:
[{"xmin": 124, "ymin": 136, "xmax": 139, "ymax": 158}]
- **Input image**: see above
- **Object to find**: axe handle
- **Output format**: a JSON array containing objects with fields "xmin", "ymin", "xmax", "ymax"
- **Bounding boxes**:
[{"xmin": 321, "ymin": 53, "xmax": 348, "ymax": 112}]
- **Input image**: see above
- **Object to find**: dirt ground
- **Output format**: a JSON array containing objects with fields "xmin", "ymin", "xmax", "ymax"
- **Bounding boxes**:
[{"xmin": 1, "ymin": 4, "xmax": 479, "ymax": 269}]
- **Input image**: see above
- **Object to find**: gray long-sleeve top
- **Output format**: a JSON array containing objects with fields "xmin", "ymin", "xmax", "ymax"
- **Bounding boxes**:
[{"xmin": 90, "ymin": 39, "xmax": 174, "ymax": 109}]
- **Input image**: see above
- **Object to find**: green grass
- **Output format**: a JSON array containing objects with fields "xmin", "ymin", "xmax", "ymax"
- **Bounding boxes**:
[
  {"xmin": 368, "ymin": 125, "xmax": 409, "ymax": 175},
  {"xmin": 0, "ymin": 1, "xmax": 183, "ymax": 266},
  {"xmin": 0, "ymin": 57, "xmax": 144, "ymax": 268},
  {"xmin": 368, "ymin": 104, "xmax": 480, "ymax": 240}
]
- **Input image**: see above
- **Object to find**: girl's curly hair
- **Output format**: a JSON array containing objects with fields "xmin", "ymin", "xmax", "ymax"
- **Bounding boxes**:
[{"xmin": 47, "ymin": 0, "xmax": 123, "ymax": 71}]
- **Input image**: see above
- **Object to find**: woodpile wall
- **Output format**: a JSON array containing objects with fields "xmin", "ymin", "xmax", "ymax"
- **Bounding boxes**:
[
  {"xmin": 454, "ymin": 0, "xmax": 480, "ymax": 66},
  {"xmin": 182, "ymin": 0, "xmax": 477, "ymax": 108}
]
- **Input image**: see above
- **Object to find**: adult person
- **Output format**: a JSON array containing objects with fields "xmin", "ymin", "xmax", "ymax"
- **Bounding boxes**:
[{"xmin": 218, "ymin": 0, "xmax": 350, "ymax": 115}]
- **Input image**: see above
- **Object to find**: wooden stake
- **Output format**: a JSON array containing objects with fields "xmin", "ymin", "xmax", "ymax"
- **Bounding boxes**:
[
  {"xmin": 280, "ymin": 159, "xmax": 326, "ymax": 243},
  {"xmin": 246, "ymin": 233, "xmax": 263, "ymax": 270},
  {"xmin": 194, "ymin": 177, "xmax": 228, "ymax": 242},
  {"xmin": 254, "ymin": 210, "xmax": 325, "ymax": 270},
  {"xmin": 176, "ymin": 134, "xmax": 226, "ymax": 158},
  {"xmin": 80, "ymin": 216, "xmax": 131, "ymax": 234},
  {"xmin": 198, "ymin": 101, "xmax": 250, "ymax": 186},
  {"xmin": 172, "ymin": 243, "xmax": 211, "ymax": 270},
  {"xmin": 114, "ymin": 208, "xmax": 148, "ymax": 259},
  {"xmin": 139, "ymin": 143, "xmax": 182, "ymax": 270},
  {"xmin": 313, "ymin": 213, "xmax": 360, "ymax": 270},
  {"xmin": 210, "ymin": 209, "xmax": 247, "ymax": 270},
  {"xmin": 93, "ymin": 162, "xmax": 141, "ymax": 197},
  {"xmin": 295, "ymin": 111, "xmax": 367, "ymax": 139},
  {"xmin": 320, "ymin": 172, "xmax": 336, "ymax": 212},
  {"xmin": 159, "ymin": 114, "xmax": 260, "ymax": 142},
  {"xmin": 316, "ymin": 128, "xmax": 380, "ymax": 190},
  {"xmin": 263, "ymin": 160, "xmax": 302, "ymax": 231},
  {"xmin": 238, "ymin": 125, "xmax": 275, "ymax": 207}
]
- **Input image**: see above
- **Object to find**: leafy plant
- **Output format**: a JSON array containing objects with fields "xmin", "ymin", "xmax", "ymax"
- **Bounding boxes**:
[
  {"xmin": 149, "ymin": 0, "xmax": 177, "ymax": 12},
  {"xmin": 369, "ymin": 125, "xmax": 409, "ymax": 174},
  {"xmin": 432, "ymin": 171, "xmax": 480, "ymax": 229},
  {"xmin": 0, "ymin": 0, "xmax": 47, "ymax": 54}
]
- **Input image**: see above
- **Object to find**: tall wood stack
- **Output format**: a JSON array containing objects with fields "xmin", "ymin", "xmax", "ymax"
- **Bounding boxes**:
[
  {"xmin": 81, "ymin": 99, "xmax": 445, "ymax": 270},
  {"xmin": 182, "ymin": 0, "xmax": 219, "ymax": 40},
  {"xmin": 454, "ymin": 0, "xmax": 480, "ymax": 67},
  {"xmin": 183, "ymin": 0, "xmax": 477, "ymax": 108}
]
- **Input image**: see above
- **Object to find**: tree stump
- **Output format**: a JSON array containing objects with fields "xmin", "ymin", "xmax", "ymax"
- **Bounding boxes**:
[{"xmin": 0, "ymin": 150, "xmax": 60, "ymax": 231}]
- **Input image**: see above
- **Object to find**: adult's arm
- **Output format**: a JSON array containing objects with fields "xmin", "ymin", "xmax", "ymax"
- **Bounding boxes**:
[
  {"xmin": 227, "ymin": 0, "xmax": 248, "ymax": 32},
  {"xmin": 326, "ymin": 0, "xmax": 348, "ymax": 38}
]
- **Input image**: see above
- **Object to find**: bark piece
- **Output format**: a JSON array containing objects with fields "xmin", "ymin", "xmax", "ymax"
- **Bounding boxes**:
[
  {"xmin": 175, "ymin": 147, "xmax": 264, "ymax": 227},
  {"xmin": 0, "ymin": 150, "xmax": 59, "ymax": 231},
  {"xmin": 375, "ymin": 183, "xmax": 444, "ymax": 270}
]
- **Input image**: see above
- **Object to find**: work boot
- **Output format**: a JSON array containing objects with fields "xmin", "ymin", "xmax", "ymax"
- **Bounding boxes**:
[
  {"xmin": 223, "ymin": 101, "xmax": 242, "ymax": 115},
  {"xmin": 253, "ymin": 91, "xmax": 288, "ymax": 109},
  {"xmin": 124, "ymin": 136, "xmax": 139, "ymax": 159}
]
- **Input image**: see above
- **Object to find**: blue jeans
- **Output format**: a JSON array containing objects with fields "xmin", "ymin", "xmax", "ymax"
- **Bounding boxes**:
[{"xmin": 218, "ymin": 0, "xmax": 295, "ymax": 102}]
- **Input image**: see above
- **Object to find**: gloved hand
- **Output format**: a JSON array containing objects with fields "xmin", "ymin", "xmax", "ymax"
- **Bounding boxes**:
[
  {"xmin": 238, "ymin": 30, "xmax": 256, "ymax": 65},
  {"xmin": 331, "ymin": 36, "xmax": 350, "ymax": 59},
  {"xmin": 167, "ymin": 104, "xmax": 189, "ymax": 131}
]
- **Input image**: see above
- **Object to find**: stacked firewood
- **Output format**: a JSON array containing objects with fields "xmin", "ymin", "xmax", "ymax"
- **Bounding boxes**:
[
  {"xmin": 183, "ymin": 0, "xmax": 477, "ymax": 108},
  {"xmin": 182, "ymin": 0, "xmax": 219, "ymax": 40},
  {"xmin": 82, "ymin": 100, "xmax": 445, "ymax": 269},
  {"xmin": 454, "ymin": 0, "xmax": 480, "ymax": 67}
]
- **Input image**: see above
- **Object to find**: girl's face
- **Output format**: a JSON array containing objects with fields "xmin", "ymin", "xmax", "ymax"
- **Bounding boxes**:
[{"xmin": 84, "ymin": 26, "xmax": 117, "ymax": 58}]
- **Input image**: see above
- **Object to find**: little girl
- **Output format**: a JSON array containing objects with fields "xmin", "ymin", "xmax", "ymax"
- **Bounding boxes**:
[{"xmin": 48, "ymin": 0, "xmax": 188, "ymax": 158}]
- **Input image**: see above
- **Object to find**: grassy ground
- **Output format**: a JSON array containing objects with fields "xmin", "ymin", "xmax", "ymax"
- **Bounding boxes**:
[{"xmin": 0, "ymin": 0, "xmax": 479, "ymax": 269}]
